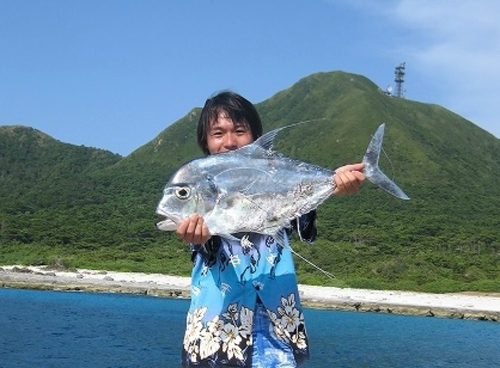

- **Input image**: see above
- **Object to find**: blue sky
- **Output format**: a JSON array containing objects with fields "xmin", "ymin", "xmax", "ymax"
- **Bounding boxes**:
[{"xmin": 1, "ymin": 0, "xmax": 499, "ymax": 156}]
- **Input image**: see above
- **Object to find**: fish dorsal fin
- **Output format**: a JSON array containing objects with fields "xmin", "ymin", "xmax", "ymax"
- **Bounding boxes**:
[
  {"xmin": 252, "ymin": 127, "xmax": 284, "ymax": 151},
  {"xmin": 234, "ymin": 128, "xmax": 282, "ymax": 157},
  {"xmin": 239, "ymin": 119, "xmax": 327, "ymax": 155}
]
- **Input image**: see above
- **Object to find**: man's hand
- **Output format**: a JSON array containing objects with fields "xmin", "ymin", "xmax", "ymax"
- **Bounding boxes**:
[
  {"xmin": 176, "ymin": 214, "xmax": 211, "ymax": 244},
  {"xmin": 333, "ymin": 163, "xmax": 366, "ymax": 195}
]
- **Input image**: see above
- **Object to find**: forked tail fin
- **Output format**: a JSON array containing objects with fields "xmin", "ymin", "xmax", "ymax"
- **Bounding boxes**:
[{"xmin": 362, "ymin": 124, "xmax": 410, "ymax": 200}]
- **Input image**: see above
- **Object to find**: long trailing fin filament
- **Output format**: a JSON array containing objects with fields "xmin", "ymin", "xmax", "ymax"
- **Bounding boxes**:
[{"xmin": 290, "ymin": 248, "xmax": 336, "ymax": 280}]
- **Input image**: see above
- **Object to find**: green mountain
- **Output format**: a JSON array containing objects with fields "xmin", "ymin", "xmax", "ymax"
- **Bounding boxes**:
[
  {"xmin": 1, "ymin": 71, "xmax": 499, "ymax": 292},
  {"xmin": 0, "ymin": 126, "xmax": 121, "ymax": 211}
]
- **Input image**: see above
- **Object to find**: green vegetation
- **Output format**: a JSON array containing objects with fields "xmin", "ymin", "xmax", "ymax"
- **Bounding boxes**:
[{"xmin": 1, "ymin": 71, "xmax": 500, "ymax": 293}]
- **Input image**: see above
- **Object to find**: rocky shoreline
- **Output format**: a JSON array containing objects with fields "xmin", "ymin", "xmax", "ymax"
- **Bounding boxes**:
[{"xmin": 1, "ymin": 265, "xmax": 499, "ymax": 322}]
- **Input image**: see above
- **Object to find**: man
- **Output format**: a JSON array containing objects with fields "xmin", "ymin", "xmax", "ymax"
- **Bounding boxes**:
[{"xmin": 177, "ymin": 91, "xmax": 364, "ymax": 367}]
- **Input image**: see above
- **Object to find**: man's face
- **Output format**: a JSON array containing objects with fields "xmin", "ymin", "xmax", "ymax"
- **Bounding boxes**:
[{"xmin": 206, "ymin": 112, "xmax": 254, "ymax": 154}]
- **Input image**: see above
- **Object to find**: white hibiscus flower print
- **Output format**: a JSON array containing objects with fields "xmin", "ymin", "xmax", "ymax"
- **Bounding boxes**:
[
  {"xmin": 267, "ymin": 293, "xmax": 308, "ymax": 352},
  {"xmin": 199, "ymin": 315, "xmax": 223, "ymax": 359},
  {"xmin": 221, "ymin": 322, "xmax": 244, "ymax": 361},
  {"xmin": 183, "ymin": 307, "xmax": 207, "ymax": 362}
]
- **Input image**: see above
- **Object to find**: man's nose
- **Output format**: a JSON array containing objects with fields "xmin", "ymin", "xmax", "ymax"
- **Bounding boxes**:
[{"xmin": 223, "ymin": 134, "xmax": 237, "ymax": 150}]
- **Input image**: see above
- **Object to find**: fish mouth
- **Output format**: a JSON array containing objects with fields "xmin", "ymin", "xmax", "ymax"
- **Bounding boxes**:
[
  {"xmin": 156, "ymin": 217, "xmax": 177, "ymax": 231},
  {"xmin": 155, "ymin": 207, "xmax": 178, "ymax": 231}
]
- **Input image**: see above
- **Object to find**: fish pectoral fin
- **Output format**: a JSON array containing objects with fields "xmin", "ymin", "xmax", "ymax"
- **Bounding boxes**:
[
  {"xmin": 213, "ymin": 167, "xmax": 271, "ymax": 186},
  {"xmin": 224, "ymin": 191, "xmax": 272, "ymax": 217},
  {"xmin": 208, "ymin": 192, "xmax": 272, "ymax": 235},
  {"xmin": 239, "ymin": 178, "xmax": 261, "ymax": 195}
]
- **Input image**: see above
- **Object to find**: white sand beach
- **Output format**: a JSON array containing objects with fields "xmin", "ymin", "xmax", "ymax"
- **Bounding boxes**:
[{"xmin": 1, "ymin": 265, "xmax": 499, "ymax": 321}]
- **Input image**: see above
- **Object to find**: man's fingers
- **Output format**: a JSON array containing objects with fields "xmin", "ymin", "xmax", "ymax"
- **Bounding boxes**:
[
  {"xmin": 192, "ymin": 216, "xmax": 205, "ymax": 244},
  {"xmin": 334, "ymin": 170, "xmax": 362, "ymax": 195},
  {"xmin": 352, "ymin": 170, "xmax": 366, "ymax": 184},
  {"xmin": 184, "ymin": 214, "xmax": 200, "ymax": 243},
  {"xmin": 337, "ymin": 163, "xmax": 364, "ymax": 173},
  {"xmin": 339, "ymin": 171, "xmax": 356, "ymax": 192},
  {"xmin": 174, "ymin": 214, "xmax": 211, "ymax": 244},
  {"xmin": 175, "ymin": 218, "xmax": 189, "ymax": 239},
  {"xmin": 201, "ymin": 221, "xmax": 210, "ymax": 241}
]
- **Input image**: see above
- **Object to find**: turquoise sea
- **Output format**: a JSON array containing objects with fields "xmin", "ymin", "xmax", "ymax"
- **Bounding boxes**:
[{"xmin": 1, "ymin": 288, "xmax": 499, "ymax": 367}]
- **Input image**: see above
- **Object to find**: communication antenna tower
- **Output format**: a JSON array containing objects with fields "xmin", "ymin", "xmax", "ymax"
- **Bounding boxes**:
[{"xmin": 394, "ymin": 62, "xmax": 406, "ymax": 98}]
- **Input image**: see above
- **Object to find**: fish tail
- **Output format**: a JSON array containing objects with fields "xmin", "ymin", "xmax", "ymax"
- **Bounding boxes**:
[{"xmin": 362, "ymin": 124, "xmax": 410, "ymax": 200}]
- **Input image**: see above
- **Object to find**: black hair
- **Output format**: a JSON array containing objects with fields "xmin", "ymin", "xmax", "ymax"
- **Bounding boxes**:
[{"xmin": 197, "ymin": 91, "xmax": 263, "ymax": 155}]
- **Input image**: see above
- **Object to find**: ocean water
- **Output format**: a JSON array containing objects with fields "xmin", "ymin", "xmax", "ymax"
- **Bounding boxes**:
[{"xmin": 1, "ymin": 288, "xmax": 499, "ymax": 368}]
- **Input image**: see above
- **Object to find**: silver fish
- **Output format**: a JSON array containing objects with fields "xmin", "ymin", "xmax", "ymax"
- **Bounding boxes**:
[{"xmin": 156, "ymin": 123, "xmax": 409, "ymax": 245}]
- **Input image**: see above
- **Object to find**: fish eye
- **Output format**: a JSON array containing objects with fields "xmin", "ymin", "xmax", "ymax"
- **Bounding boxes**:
[{"xmin": 175, "ymin": 187, "xmax": 190, "ymax": 200}]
